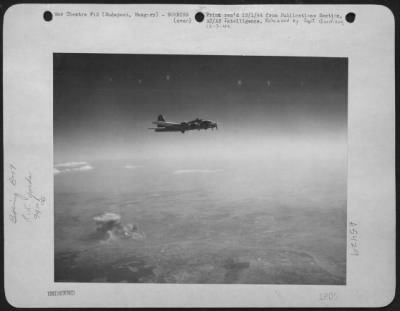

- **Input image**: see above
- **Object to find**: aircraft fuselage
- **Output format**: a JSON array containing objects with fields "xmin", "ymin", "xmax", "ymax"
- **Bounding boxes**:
[{"xmin": 149, "ymin": 115, "xmax": 218, "ymax": 133}]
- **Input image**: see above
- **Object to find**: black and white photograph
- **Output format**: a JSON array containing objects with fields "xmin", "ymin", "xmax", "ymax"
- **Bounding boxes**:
[
  {"xmin": 3, "ymin": 3, "xmax": 396, "ymax": 307},
  {"xmin": 54, "ymin": 53, "xmax": 348, "ymax": 284}
]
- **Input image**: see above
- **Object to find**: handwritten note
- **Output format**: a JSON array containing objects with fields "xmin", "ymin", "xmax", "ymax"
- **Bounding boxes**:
[
  {"xmin": 7, "ymin": 163, "xmax": 46, "ymax": 224},
  {"xmin": 349, "ymin": 221, "xmax": 359, "ymax": 256}
]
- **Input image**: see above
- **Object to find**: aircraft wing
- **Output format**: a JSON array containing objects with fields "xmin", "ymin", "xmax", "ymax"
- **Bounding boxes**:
[
  {"xmin": 153, "ymin": 127, "xmax": 185, "ymax": 132},
  {"xmin": 150, "ymin": 121, "xmax": 190, "ymax": 133}
]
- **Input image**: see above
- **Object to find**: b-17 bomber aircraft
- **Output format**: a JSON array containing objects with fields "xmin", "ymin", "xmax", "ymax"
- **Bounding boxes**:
[{"xmin": 149, "ymin": 115, "xmax": 218, "ymax": 133}]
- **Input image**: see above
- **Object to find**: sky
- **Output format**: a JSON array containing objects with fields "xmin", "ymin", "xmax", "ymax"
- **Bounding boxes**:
[{"xmin": 54, "ymin": 53, "xmax": 347, "ymax": 162}]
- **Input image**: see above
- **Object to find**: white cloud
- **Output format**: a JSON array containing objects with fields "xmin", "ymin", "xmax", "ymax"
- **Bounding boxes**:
[
  {"xmin": 93, "ymin": 212, "xmax": 121, "ymax": 224},
  {"xmin": 75, "ymin": 165, "xmax": 93, "ymax": 171},
  {"xmin": 124, "ymin": 164, "xmax": 137, "ymax": 169},
  {"xmin": 173, "ymin": 169, "xmax": 223, "ymax": 175},
  {"xmin": 54, "ymin": 161, "xmax": 88, "ymax": 168},
  {"xmin": 54, "ymin": 161, "xmax": 94, "ymax": 175}
]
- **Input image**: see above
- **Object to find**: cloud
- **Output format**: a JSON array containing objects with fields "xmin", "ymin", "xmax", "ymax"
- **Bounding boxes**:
[
  {"xmin": 94, "ymin": 212, "xmax": 145, "ymax": 242},
  {"xmin": 173, "ymin": 169, "xmax": 223, "ymax": 175},
  {"xmin": 124, "ymin": 164, "xmax": 137, "ymax": 169},
  {"xmin": 76, "ymin": 165, "xmax": 93, "ymax": 171},
  {"xmin": 94, "ymin": 212, "xmax": 121, "ymax": 225},
  {"xmin": 54, "ymin": 161, "xmax": 88, "ymax": 168},
  {"xmin": 54, "ymin": 161, "xmax": 94, "ymax": 175}
]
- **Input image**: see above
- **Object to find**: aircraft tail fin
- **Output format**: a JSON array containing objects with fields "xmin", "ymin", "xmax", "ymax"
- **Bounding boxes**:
[{"xmin": 157, "ymin": 114, "xmax": 166, "ymax": 122}]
